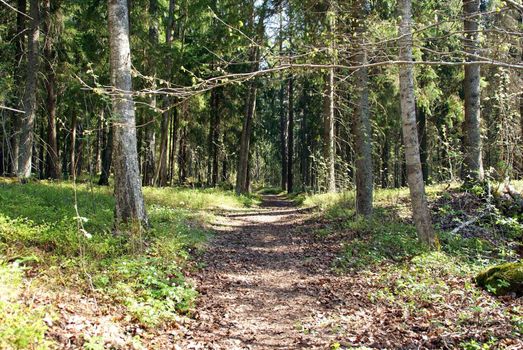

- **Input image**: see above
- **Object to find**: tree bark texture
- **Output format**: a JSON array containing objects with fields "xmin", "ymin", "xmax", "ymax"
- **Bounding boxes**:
[
  {"xmin": 462, "ymin": 0, "xmax": 484, "ymax": 183},
  {"xmin": 398, "ymin": 0, "xmax": 435, "ymax": 246},
  {"xmin": 18, "ymin": 0, "xmax": 39, "ymax": 179},
  {"xmin": 108, "ymin": 0, "xmax": 148, "ymax": 227}
]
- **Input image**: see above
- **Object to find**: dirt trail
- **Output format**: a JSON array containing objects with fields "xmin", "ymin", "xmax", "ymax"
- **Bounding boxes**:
[{"xmin": 179, "ymin": 195, "xmax": 342, "ymax": 349}]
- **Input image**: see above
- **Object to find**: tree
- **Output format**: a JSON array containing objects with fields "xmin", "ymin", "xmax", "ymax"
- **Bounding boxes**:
[
  {"xmin": 352, "ymin": 0, "xmax": 373, "ymax": 216},
  {"xmin": 287, "ymin": 74, "xmax": 294, "ymax": 193},
  {"xmin": 462, "ymin": 0, "xmax": 484, "ymax": 183},
  {"xmin": 235, "ymin": 0, "xmax": 267, "ymax": 195},
  {"xmin": 43, "ymin": 0, "xmax": 61, "ymax": 179},
  {"xmin": 17, "ymin": 0, "xmax": 39, "ymax": 179},
  {"xmin": 398, "ymin": 0, "xmax": 435, "ymax": 245},
  {"xmin": 323, "ymin": 0, "xmax": 337, "ymax": 193},
  {"xmin": 142, "ymin": 0, "xmax": 158, "ymax": 186},
  {"xmin": 108, "ymin": 0, "xmax": 148, "ymax": 227}
]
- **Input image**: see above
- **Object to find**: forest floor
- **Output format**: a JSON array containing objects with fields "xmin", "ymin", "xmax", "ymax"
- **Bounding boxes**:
[
  {"xmin": 179, "ymin": 195, "xmax": 340, "ymax": 349},
  {"xmin": 177, "ymin": 193, "xmax": 523, "ymax": 350},
  {"xmin": 1, "ymin": 180, "xmax": 522, "ymax": 349}
]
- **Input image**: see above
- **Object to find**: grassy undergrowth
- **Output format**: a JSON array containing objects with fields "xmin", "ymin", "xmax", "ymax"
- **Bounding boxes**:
[
  {"xmin": 305, "ymin": 182, "xmax": 523, "ymax": 348},
  {"xmin": 0, "ymin": 178, "xmax": 253, "ymax": 348}
]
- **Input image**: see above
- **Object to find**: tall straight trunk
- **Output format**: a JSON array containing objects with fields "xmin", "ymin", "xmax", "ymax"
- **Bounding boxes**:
[
  {"xmin": 98, "ymin": 121, "xmax": 113, "ymax": 185},
  {"xmin": 43, "ymin": 0, "xmax": 60, "ymax": 179},
  {"xmin": 75, "ymin": 121, "xmax": 84, "ymax": 176},
  {"xmin": 108, "ymin": 0, "xmax": 148, "ymax": 227},
  {"xmin": 381, "ymin": 131, "xmax": 390, "ymax": 188},
  {"xmin": 94, "ymin": 110, "xmax": 103, "ymax": 174},
  {"xmin": 323, "ymin": 69, "xmax": 336, "ymax": 193},
  {"xmin": 235, "ymin": 1, "xmax": 267, "ymax": 195},
  {"xmin": 417, "ymin": 104, "xmax": 429, "ymax": 183},
  {"xmin": 323, "ymin": 2, "xmax": 336, "ymax": 192},
  {"xmin": 143, "ymin": 0, "xmax": 158, "ymax": 186},
  {"xmin": 168, "ymin": 108, "xmax": 178, "ymax": 182},
  {"xmin": 70, "ymin": 113, "xmax": 77, "ymax": 178},
  {"xmin": 209, "ymin": 88, "xmax": 221, "ymax": 186},
  {"xmin": 462, "ymin": 0, "xmax": 484, "ymax": 183},
  {"xmin": 156, "ymin": 0, "xmax": 176, "ymax": 186},
  {"xmin": 178, "ymin": 126, "xmax": 187, "ymax": 183},
  {"xmin": 287, "ymin": 75, "xmax": 294, "ymax": 193},
  {"xmin": 278, "ymin": 10, "xmax": 287, "ymax": 191},
  {"xmin": 279, "ymin": 75, "xmax": 288, "ymax": 191},
  {"xmin": 398, "ymin": 0, "xmax": 434, "ymax": 246},
  {"xmin": 18, "ymin": 0, "xmax": 40, "ymax": 179},
  {"xmin": 236, "ymin": 82, "xmax": 256, "ymax": 194},
  {"xmin": 353, "ymin": 0, "xmax": 373, "ymax": 216},
  {"xmin": 10, "ymin": 0, "xmax": 26, "ymax": 175}
]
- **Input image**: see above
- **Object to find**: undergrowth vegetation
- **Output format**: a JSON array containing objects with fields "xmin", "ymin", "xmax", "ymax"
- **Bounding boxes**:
[
  {"xmin": 305, "ymin": 182, "xmax": 523, "ymax": 348},
  {"xmin": 0, "ymin": 179, "xmax": 254, "ymax": 348}
]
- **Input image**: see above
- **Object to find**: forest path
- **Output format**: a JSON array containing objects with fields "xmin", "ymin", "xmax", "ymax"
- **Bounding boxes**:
[{"xmin": 178, "ymin": 195, "xmax": 344, "ymax": 349}]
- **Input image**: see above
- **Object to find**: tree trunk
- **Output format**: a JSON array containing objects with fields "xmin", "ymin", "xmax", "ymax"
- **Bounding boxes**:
[
  {"xmin": 18, "ymin": 0, "xmax": 40, "ymax": 179},
  {"xmin": 353, "ymin": 0, "xmax": 373, "ymax": 216},
  {"xmin": 108, "ymin": 0, "xmax": 148, "ymax": 227},
  {"xmin": 156, "ymin": 0, "xmax": 176, "ymax": 186},
  {"xmin": 287, "ymin": 75, "xmax": 294, "ymax": 193},
  {"xmin": 236, "ymin": 82, "xmax": 256, "ymax": 195},
  {"xmin": 323, "ymin": 69, "xmax": 336, "ymax": 193},
  {"xmin": 323, "ymin": 2, "xmax": 336, "ymax": 193},
  {"xmin": 10, "ymin": 0, "xmax": 27, "ymax": 175},
  {"xmin": 69, "ymin": 113, "xmax": 77, "ymax": 178},
  {"xmin": 209, "ymin": 88, "xmax": 221, "ymax": 186},
  {"xmin": 98, "ymin": 121, "xmax": 113, "ymax": 186},
  {"xmin": 142, "ymin": 0, "xmax": 158, "ymax": 186},
  {"xmin": 278, "ymin": 10, "xmax": 287, "ymax": 191},
  {"xmin": 43, "ymin": 0, "xmax": 60, "ymax": 179},
  {"xmin": 235, "ymin": 1, "xmax": 266, "ymax": 195},
  {"xmin": 417, "ymin": 103, "xmax": 429, "ymax": 183},
  {"xmin": 462, "ymin": 0, "xmax": 484, "ymax": 183},
  {"xmin": 280, "ymin": 76, "xmax": 288, "ymax": 191},
  {"xmin": 398, "ymin": 0, "xmax": 434, "ymax": 246}
]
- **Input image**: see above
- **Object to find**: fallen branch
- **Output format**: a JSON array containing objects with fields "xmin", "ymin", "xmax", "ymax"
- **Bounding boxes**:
[{"xmin": 450, "ymin": 212, "xmax": 488, "ymax": 235}]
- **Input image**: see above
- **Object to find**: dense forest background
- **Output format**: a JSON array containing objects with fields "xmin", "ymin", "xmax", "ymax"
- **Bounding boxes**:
[{"xmin": 1, "ymin": 0, "xmax": 521, "ymax": 193}]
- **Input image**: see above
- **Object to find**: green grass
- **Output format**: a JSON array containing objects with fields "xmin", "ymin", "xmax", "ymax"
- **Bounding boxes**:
[
  {"xmin": 304, "ymin": 183, "xmax": 523, "ymax": 348},
  {"xmin": 0, "ymin": 179, "xmax": 255, "ymax": 347},
  {"xmin": 0, "ymin": 263, "xmax": 50, "ymax": 350}
]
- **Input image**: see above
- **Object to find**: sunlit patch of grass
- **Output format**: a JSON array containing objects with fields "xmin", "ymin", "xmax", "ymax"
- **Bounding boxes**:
[
  {"xmin": 0, "ymin": 263, "xmax": 53, "ymax": 349},
  {"xmin": 143, "ymin": 186, "xmax": 260, "ymax": 210},
  {"xmin": 0, "ymin": 179, "xmax": 253, "ymax": 335}
]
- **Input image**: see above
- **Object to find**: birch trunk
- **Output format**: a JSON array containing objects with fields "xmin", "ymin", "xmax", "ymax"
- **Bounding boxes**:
[
  {"xmin": 108, "ymin": 0, "xmax": 148, "ymax": 228},
  {"xmin": 398, "ymin": 0, "xmax": 435, "ymax": 245}
]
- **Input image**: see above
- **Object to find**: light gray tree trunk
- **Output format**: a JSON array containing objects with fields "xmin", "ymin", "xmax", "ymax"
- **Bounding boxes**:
[
  {"xmin": 353, "ymin": 0, "xmax": 373, "ymax": 216},
  {"xmin": 108, "ymin": 0, "xmax": 148, "ymax": 228},
  {"xmin": 462, "ymin": 0, "xmax": 484, "ymax": 183},
  {"xmin": 398, "ymin": 0, "xmax": 434, "ymax": 245},
  {"xmin": 323, "ymin": 1, "xmax": 336, "ymax": 193},
  {"xmin": 18, "ymin": 0, "xmax": 39, "ymax": 179}
]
